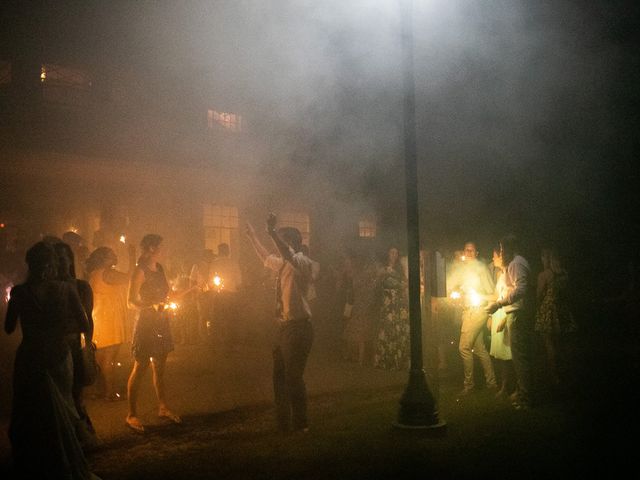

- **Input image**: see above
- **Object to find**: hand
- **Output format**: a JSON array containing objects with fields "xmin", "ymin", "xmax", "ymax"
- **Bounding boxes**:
[
  {"xmin": 266, "ymin": 212, "xmax": 277, "ymax": 230},
  {"xmin": 496, "ymin": 318, "xmax": 507, "ymax": 333},
  {"xmin": 485, "ymin": 302, "xmax": 500, "ymax": 315}
]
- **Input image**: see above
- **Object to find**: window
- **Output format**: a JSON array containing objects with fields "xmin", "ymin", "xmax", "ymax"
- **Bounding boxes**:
[
  {"xmin": 0, "ymin": 61, "xmax": 10, "ymax": 86},
  {"xmin": 279, "ymin": 212, "xmax": 310, "ymax": 245},
  {"xmin": 207, "ymin": 109, "xmax": 243, "ymax": 132},
  {"xmin": 203, "ymin": 205, "xmax": 239, "ymax": 251},
  {"xmin": 358, "ymin": 218, "xmax": 376, "ymax": 238},
  {"xmin": 40, "ymin": 63, "xmax": 91, "ymax": 105}
]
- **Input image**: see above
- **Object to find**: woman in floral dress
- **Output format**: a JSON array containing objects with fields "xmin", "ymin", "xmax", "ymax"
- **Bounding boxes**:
[{"xmin": 374, "ymin": 247, "xmax": 410, "ymax": 371}]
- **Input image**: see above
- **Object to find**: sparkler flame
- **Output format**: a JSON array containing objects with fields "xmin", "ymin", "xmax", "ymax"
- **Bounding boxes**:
[{"xmin": 450, "ymin": 290, "xmax": 461, "ymax": 300}]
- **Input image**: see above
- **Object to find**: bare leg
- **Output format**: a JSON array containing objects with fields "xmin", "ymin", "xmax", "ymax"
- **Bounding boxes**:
[
  {"xmin": 126, "ymin": 358, "xmax": 149, "ymax": 431},
  {"xmin": 152, "ymin": 354, "xmax": 181, "ymax": 423}
]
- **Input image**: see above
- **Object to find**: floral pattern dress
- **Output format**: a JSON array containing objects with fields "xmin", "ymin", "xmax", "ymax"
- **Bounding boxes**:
[
  {"xmin": 373, "ymin": 267, "xmax": 410, "ymax": 371},
  {"xmin": 535, "ymin": 272, "xmax": 578, "ymax": 334}
]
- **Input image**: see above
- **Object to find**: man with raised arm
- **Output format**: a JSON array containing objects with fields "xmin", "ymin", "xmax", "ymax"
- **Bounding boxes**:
[{"xmin": 246, "ymin": 213, "xmax": 314, "ymax": 433}]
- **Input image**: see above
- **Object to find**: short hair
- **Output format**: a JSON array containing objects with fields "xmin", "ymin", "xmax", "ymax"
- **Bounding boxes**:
[
  {"xmin": 278, "ymin": 227, "xmax": 303, "ymax": 252},
  {"xmin": 140, "ymin": 234, "xmax": 163, "ymax": 252},
  {"xmin": 499, "ymin": 234, "xmax": 519, "ymax": 263},
  {"xmin": 86, "ymin": 246, "xmax": 117, "ymax": 274}
]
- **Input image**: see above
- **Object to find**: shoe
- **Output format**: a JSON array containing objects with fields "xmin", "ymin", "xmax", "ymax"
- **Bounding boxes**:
[
  {"xmin": 158, "ymin": 407, "xmax": 182, "ymax": 424},
  {"xmin": 126, "ymin": 416, "xmax": 145, "ymax": 433}
]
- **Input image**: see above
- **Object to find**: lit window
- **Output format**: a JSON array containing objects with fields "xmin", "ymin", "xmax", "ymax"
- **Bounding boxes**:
[
  {"xmin": 359, "ymin": 218, "xmax": 376, "ymax": 238},
  {"xmin": 0, "ymin": 61, "xmax": 10, "ymax": 86},
  {"xmin": 207, "ymin": 109, "xmax": 243, "ymax": 132},
  {"xmin": 40, "ymin": 63, "xmax": 91, "ymax": 104},
  {"xmin": 203, "ymin": 205, "xmax": 239, "ymax": 251},
  {"xmin": 279, "ymin": 212, "xmax": 311, "ymax": 245}
]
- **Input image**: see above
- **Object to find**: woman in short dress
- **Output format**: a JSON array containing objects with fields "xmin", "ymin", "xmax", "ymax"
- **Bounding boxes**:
[
  {"xmin": 125, "ymin": 234, "xmax": 181, "ymax": 432},
  {"xmin": 87, "ymin": 245, "xmax": 134, "ymax": 401}
]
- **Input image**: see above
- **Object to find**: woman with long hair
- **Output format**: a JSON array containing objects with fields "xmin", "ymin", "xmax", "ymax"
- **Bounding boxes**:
[
  {"xmin": 5, "ymin": 241, "xmax": 99, "ymax": 478},
  {"xmin": 125, "ymin": 234, "xmax": 181, "ymax": 432}
]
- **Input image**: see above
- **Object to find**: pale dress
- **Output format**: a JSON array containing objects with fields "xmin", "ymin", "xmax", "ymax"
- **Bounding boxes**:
[
  {"xmin": 490, "ymin": 272, "xmax": 512, "ymax": 360},
  {"xmin": 89, "ymin": 268, "xmax": 128, "ymax": 348}
]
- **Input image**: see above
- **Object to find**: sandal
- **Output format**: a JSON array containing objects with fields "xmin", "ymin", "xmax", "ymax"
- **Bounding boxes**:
[
  {"xmin": 125, "ymin": 416, "xmax": 145, "ymax": 433},
  {"xmin": 158, "ymin": 408, "xmax": 182, "ymax": 424}
]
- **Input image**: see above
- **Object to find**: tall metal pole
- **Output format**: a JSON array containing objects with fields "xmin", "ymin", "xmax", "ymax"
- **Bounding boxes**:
[{"xmin": 394, "ymin": 0, "xmax": 445, "ymax": 431}]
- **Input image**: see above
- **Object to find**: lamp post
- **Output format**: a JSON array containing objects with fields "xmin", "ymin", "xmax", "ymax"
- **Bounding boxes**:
[{"xmin": 394, "ymin": 0, "xmax": 446, "ymax": 431}]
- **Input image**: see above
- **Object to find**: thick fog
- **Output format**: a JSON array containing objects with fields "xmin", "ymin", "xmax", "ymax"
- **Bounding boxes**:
[{"xmin": 0, "ymin": 0, "xmax": 636, "ymax": 257}]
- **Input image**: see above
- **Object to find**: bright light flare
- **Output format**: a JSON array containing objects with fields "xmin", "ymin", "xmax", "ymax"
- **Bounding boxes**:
[
  {"xmin": 168, "ymin": 302, "xmax": 178, "ymax": 311},
  {"xmin": 450, "ymin": 290, "xmax": 461, "ymax": 300},
  {"xmin": 468, "ymin": 289, "xmax": 482, "ymax": 307},
  {"xmin": 119, "ymin": 235, "xmax": 126, "ymax": 244}
]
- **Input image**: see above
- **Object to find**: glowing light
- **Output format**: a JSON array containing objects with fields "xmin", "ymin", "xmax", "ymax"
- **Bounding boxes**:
[
  {"xmin": 4, "ymin": 284, "xmax": 12, "ymax": 303},
  {"xmin": 40, "ymin": 66, "xmax": 47, "ymax": 82},
  {"xmin": 468, "ymin": 289, "xmax": 482, "ymax": 307},
  {"xmin": 213, "ymin": 275, "xmax": 222, "ymax": 287},
  {"xmin": 0, "ymin": 223, "xmax": 5, "ymax": 228},
  {"xmin": 168, "ymin": 302, "xmax": 178, "ymax": 311},
  {"xmin": 119, "ymin": 235, "xmax": 126, "ymax": 244},
  {"xmin": 450, "ymin": 291, "xmax": 461, "ymax": 300},
  {"xmin": 69, "ymin": 226, "xmax": 79, "ymax": 234},
  {"xmin": 116, "ymin": 362, "xmax": 122, "ymax": 367},
  {"xmin": 461, "ymin": 255, "xmax": 466, "ymax": 262}
]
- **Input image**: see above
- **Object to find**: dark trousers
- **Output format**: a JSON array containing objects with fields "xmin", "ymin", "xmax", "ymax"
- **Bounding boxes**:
[
  {"xmin": 508, "ymin": 309, "xmax": 534, "ymax": 405},
  {"xmin": 273, "ymin": 319, "xmax": 313, "ymax": 431}
]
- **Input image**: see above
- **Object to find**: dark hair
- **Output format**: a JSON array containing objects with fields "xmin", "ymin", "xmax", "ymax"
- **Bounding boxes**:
[
  {"xmin": 277, "ymin": 227, "xmax": 303, "ymax": 253},
  {"xmin": 499, "ymin": 234, "xmax": 519, "ymax": 265},
  {"xmin": 25, "ymin": 241, "xmax": 57, "ymax": 283},
  {"xmin": 86, "ymin": 246, "xmax": 117, "ymax": 274},
  {"xmin": 62, "ymin": 231, "xmax": 83, "ymax": 247},
  {"xmin": 53, "ymin": 242, "xmax": 76, "ymax": 279},
  {"xmin": 140, "ymin": 234, "xmax": 163, "ymax": 252}
]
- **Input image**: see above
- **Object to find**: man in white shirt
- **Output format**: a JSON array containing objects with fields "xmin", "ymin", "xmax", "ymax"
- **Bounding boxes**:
[
  {"xmin": 246, "ymin": 213, "xmax": 314, "ymax": 432},
  {"xmin": 486, "ymin": 234, "xmax": 534, "ymax": 410}
]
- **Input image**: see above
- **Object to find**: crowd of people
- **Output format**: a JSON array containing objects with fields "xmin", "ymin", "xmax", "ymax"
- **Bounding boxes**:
[{"xmin": 1, "ymin": 216, "xmax": 584, "ymax": 476}]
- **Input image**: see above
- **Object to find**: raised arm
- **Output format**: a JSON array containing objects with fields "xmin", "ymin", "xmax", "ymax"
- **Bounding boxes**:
[
  {"xmin": 245, "ymin": 222, "xmax": 270, "ymax": 264},
  {"xmin": 266, "ymin": 213, "xmax": 293, "ymax": 264}
]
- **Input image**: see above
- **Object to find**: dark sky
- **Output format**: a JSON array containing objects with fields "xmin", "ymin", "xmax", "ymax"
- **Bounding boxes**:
[{"xmin": 2, "ymin": 0, "xmax": 639, "ymax": 267}]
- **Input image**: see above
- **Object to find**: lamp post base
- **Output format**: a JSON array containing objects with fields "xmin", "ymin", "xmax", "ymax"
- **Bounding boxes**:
[{"xmin": 394, "ymin": 368, "xmax": 447, "ymax": 433}]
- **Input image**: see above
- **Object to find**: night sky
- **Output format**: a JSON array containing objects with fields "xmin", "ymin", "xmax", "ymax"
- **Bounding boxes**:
[{"xmin": 1, "ymin": 0, "xmax": 639, "ymax": 283}]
